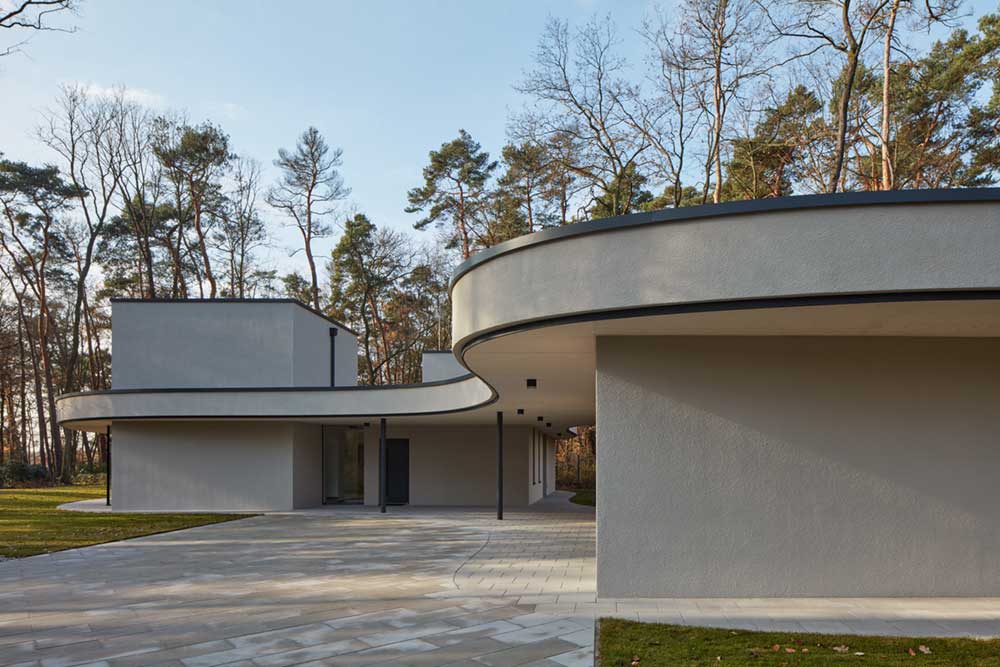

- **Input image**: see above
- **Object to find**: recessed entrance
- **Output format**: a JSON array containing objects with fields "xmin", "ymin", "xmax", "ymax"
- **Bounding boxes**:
[
  {"xmin": 385, "ymin": 438, "xmax": 410, "ymax": 505},
  {"xmin": 322, "ymin": 426, "xmax": 365, "ymax": 504}
]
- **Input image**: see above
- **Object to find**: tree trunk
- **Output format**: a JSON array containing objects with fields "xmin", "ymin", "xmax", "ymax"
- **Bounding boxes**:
[
  {"xmin": 880, "ymin": 0, "xmax": 900, "ymax": 190},
  {"xmin": 37, "ymin": 305, "xmax": 64, "ymax": 481},
  {"xmin": 190, "ymin": 193, "xmax": 217, "ymax": 298},
  {"xmin": 303, "ymin": 230, "xmax": 320, "ymax": 310},
  {"xmin": 0, "ymin": 373, "xmax": 5, "ymax": 465},
  {"xmin": 830, "ymin": 48, "xmax": 860, "ymax": 193},
  {"xmin": 457, "ymin": 183, "xmax": 471, "ymax": 259},
  {"xmin": 712, "ymin": 20, "xmax": 725, "ymax": 202}
]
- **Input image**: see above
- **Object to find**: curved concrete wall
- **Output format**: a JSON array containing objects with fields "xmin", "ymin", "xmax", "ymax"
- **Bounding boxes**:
[{"xmin": 452, "ymin": 201, "xmax": 1000, "ymax": 348}]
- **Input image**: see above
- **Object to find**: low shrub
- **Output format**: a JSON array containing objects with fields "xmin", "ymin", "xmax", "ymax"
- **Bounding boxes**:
[
  {"xmin": 72, "ymin": 471, "xmax": 107, "ymax": 486},
  {"xmin": 0, "ymin": 460, "xmax": 50, "ymax": 488}
]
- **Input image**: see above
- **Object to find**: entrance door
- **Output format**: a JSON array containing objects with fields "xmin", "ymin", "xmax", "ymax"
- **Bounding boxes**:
[{"xmin": 386, "ymin": 439, "xmax": 409, "ymax": 505}]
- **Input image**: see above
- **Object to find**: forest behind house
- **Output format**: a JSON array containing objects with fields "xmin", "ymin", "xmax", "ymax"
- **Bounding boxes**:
[{"xmin": 2, "ymin": 0, "xmax": 999, "ymax": 485}]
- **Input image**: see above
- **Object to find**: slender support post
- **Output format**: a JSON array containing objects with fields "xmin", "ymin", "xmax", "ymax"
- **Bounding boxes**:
[
  {"xmin": 329, "ymin": 328, "xmax": 338, "ymax": 387},
  {"xmin": 320, "ymin": 426, "xmax": 326, "ymax": 505},
  {"xmin": 496, "ymin": 411, "xmax": 504, "ymax": 520},
  {"xmin": 105, "ymin": 425, "xmax": 111, "ymax": 507},
  {"xmin": 379, "ymin": 418, "xmax": 387, "ymax": 513},
  {"xmin": 542, "ymin": 434, "xmax": 547, "ymax": 497}
]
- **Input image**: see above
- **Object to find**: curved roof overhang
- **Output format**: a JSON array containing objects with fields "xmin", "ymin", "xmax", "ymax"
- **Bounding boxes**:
[
  {"xmin": 58, "ymin": 374, "xmax": 496, "ymax": 433},
  {"xmin": 59, "ymin": 189, "xmax": 1000, "ymax": 435},
  {"xmin": 450, "ymin": 189, "xmax": 1000, "ymax": 434}
]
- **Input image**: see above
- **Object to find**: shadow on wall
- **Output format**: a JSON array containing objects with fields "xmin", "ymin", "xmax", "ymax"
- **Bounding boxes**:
[{"xmin": 640, "ymin": 336, "xmax": 1000, "ymax": 522}]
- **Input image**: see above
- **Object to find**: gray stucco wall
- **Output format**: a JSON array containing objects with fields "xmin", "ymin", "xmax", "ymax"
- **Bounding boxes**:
[
  {"xmin": 113, "ymin": 302, "xmax": 294, "ymax": 389},
  {"xmin": 112, "ymin": 421, "xmax": 294, "ymax": 511},
  {"xmin": 291, "ymin": 423, "xmax": 322, "ymax": 509},
  {"xmin": 596, "ymin": 336, "xmax": 1000, "ymax": 597},
  {"xmin": 292, "ymin": 306, "xmax": 358, "ymax": 387},
  {"xmin": 362, "ymin": 424, "xmax": 536, "ymax": 506},
  {"xmin": 112, "ymin": 301, "xmax": 356, "ymax": 389},
  {"xmin": 111, "ymin": 420, "xmax": 326, "ymax": 511}
]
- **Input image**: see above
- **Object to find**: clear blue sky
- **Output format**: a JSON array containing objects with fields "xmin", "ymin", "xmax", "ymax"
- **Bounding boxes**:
[{"xmin": 2, "ymin": 0, "xmax": 995, "ymax": 272}]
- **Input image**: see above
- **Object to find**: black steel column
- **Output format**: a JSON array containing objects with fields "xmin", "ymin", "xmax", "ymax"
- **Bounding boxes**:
[
  {"xmin": 320, "ymin": 426, "xmax": 326, "ymax": 505},
  {"xmin": 329, "ymin": 328, "xmax": 338, "ymax": 387},
  {"xmin": 496, "ymin": 411, "xmax": 503, "ymax": 520},
  {"xmin": 542, "ymin": 434, "xmax": 547, "ymax": 497},
  {"xmin": 379, "ymin": 418, "xmax": 387, "ymax": 513},
  {"xmin": 105, "ymin": 425, "xmax": 111, "ymax": 506}
]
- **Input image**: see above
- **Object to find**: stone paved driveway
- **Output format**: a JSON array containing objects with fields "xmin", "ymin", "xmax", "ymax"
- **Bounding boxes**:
[
  {"xmin": 7, "ymin": 493, "xmax": 1000, "ymax": 667},
  {"xmin": 0, "ymin": 494, "xmax": 596, "ymax": 667}
]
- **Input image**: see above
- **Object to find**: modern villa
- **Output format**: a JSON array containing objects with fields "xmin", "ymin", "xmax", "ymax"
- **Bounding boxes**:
[{"xmin": 57, "ymin": 188, "xmax": 1000, "ymax": 599}]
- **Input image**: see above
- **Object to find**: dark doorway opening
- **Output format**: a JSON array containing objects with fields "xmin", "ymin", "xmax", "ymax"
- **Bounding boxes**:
[
  {"xmin": 322, "ymin": 426, "xmax": 365, "ymax": 504},
  {"xmin": 385, "ymin": 438, "xmax": 409, "ymax": 505}
]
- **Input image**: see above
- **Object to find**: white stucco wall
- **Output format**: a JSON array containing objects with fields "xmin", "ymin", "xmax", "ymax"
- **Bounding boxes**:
[
  {"xmin": 111, "ymin": 421, "xmax": 294, "ymax": 511},
  {"xmin": 362, "ymin": 424, "xmax": 536, "ymax": 506},
  {"xmin": 112, "ymin": 301, "xmax": 356, "ymax": 389},
  {"xmin": 596, "ymin": 335, "xmax": 1000, "ymax": 597}
]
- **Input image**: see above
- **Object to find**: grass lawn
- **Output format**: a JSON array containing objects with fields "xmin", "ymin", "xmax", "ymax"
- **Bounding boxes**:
[
  {"xmin": 568, "ymin": 489, "xmax": 595, "ymax": 506},
  {"xmin": 0, "ymin": 486, "xmax": 250, "ymax": 559},
  {"xmin": 598, "ymin": 619, "xmax": 1000, "ymax": 666}
]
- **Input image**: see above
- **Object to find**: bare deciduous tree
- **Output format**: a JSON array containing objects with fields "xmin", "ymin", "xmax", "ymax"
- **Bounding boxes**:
[
  {"xmin": 214, "ymin": 157, "xmax": 268, "ymax": 298},
  {"xmin": 628, "ymin": 14, "xmax": 705, "ymax": 207},
  {"xmin": 514, "ymin": 16, "xmax": 649, "ymax": 217},
  {"xmin": 759, "ymin": 0, "xmax": 895, "ymax": 192},
  {"xmin": 0, "ymin": 0, "xmax": 77, "ymax": 59},
  {"xmin": 37, "ymin": 85, "xmax": 122, "ymax": 394},
  {"xmin": 268, "ymin": 127, "xmax": 349, "ymax": 309}
]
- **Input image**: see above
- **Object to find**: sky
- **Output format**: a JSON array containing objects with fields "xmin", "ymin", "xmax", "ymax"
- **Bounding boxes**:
[{"xmin": 1, "ymin": 0, "xmax": 996, "ymax": 274}]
